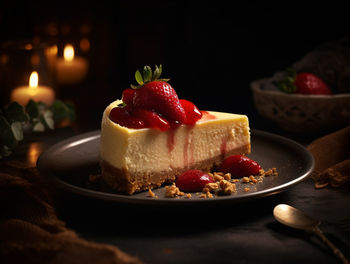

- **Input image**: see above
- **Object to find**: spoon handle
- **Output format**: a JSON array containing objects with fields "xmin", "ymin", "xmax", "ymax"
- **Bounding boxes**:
[{"xmin": 313, "ymin": 226, "xmax": 350, "ymax": 264}]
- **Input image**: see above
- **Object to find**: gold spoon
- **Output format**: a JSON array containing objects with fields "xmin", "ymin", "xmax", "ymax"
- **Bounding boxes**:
[{"xmin": 273, "ymin": 204, "xmax": 349, "ymax": 264}]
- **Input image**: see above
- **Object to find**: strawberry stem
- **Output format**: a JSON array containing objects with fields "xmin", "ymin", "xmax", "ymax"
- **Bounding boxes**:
[
  {"xmin": 131, "ymin": 65, "xmax": 170, "ymax": 89},
  {"xmin": 274, "ymin": 68, "xmax": 297, "ymax": 93}
]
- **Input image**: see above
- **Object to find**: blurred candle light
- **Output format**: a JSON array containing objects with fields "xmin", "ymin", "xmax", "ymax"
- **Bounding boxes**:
[
  {"xmin": 55, "ymin": 44, "xmax": 88, "ymax": 85},
  {"xmin": 27, "ymin": 142, "xmax": 44, "ymax": 166},
  {"xmin": 45, "ymin": 44, "xmax": 58, "ymax": 70},
  {"xmin": 10, "ymin": 71, "xmax": 55, "ymax": 106},
  {"xmin": 80, "ymin": 38, "xmax": 90, "ymax": 52}
]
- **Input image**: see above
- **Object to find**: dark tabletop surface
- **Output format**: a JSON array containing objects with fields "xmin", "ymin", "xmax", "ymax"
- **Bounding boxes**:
[
  {"xmin": 2, "ymin": 1, "xmax": 350, "ymax": 263},
  {"xmin": 8, "ymin": 124, "xmax": 350, "ymax": 264}
]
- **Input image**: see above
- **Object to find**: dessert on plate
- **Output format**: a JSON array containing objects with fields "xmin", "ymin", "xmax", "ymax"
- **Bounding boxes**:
[{"xmin": 100, "ymin": 65, "xmax": 251, "ymax": 194}]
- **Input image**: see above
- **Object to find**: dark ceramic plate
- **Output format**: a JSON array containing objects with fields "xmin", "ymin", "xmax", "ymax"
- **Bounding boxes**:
[{"xmin": 37, "ymin": 130, "xmax": 314, "ymax": 205}]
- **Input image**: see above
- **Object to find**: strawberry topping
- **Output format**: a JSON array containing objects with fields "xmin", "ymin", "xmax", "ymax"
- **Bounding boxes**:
[
  {"xmin": 180, "ymin": 99, "xmax": 203, "ymax": 125},
  {"xmin": 109, "ymin": 107, "xmax": 145, "ymax": 129},
  {"xmin": 132, "ymin": 108, "xmax": 170, "ymax": 131},
  {"xmin": 109, "ymin": 65, "xmax": 202, "ymax": 130}
]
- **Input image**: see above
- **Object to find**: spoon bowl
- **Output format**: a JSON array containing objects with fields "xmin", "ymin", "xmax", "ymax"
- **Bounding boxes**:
[
  {"xmin": 273, "ymin": 204, "xmax": 320, "ymax": 231},
  {"xmin": 273, "ymin": 204, "xmax": 349, "ymax": 264}
]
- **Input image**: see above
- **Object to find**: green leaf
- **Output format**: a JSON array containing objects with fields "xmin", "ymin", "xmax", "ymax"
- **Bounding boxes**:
[
  {"xmin": 50, "ymin": 100, "xmax": 75, "ymax": 123},
  {"xmin": 153, "ymin": 65, "xmax": 162, "ymax": 80},
  {"xmin": 26, "ymin": 99, "xmax": 39, "ymax": 119},
  {"xmin": 143, "ymin": 66, "xmax": 152, "ymax": 83},
  {"xmin": 159, "ymin": 78, "xmax": 170, "ymax": 82},
  {"xmin": 135, "ymin": 70, "xmax": 144, "ymax": 85},
  {"xmin": 0, "ymin": 145, "xmax": 12, "ymax": 159},
  {"xmin": 11, "ymin": 122, "xmax": 23, "ymax": 141},
  {"xmin": 4, "ymin": 102, "xmax": 28, "ymax": 123},
  {"xmin": 0, "ymin": 116, "xmax": 17, "ymax": 149},
  {"xmin": 42, "ymin": 110, "xmax": 54, "ymax": 129}
]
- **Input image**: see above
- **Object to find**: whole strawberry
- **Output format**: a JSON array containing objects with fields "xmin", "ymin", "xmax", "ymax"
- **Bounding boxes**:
[
  {"xmin": 294, "ymin": 72, "xmax": 332, "ymax": 95},
  {"xmin": 275, "ymin": 68, "xmax": 332, "ymax": 95},
  {"xmin": 131, "ymin": 65, "xmax": 186, "ymax": 123}
]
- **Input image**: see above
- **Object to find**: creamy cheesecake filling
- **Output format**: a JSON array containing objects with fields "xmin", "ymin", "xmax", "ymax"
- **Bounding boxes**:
[
  {"xmin": 100, "ymin": 100, "xmax": 250, "ymax": 174},
  {"xmin": 100, "ymin": 100, "xmax": 251, "ymax": 194}
]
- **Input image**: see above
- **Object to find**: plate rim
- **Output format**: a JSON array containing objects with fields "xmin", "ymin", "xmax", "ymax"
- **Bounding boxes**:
[{"xmin": 37, "ymin": 129, "xmax": 314, "ymax": 205}]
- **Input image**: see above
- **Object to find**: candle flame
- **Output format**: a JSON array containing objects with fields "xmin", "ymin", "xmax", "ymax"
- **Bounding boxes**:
[
  {"xmin": 64, "ymin": 44, "xmax": 74, "ymax": 61},
  {"xmin": 29, "ymin": 71, "xmax": 38, "ymax": 88}
]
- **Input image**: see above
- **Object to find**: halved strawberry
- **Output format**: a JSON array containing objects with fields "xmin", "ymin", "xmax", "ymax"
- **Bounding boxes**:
[
  {"xmin": 109, "ymin": 107, "xmax": 144, "ymax": 129},
  {"xmin": 176, "ymin": 170, "xmax": 214, "ymax": 192},
  {"xmin": 180, "ymin": 99, "xmax": 202, "ymax": 125},
  {"xmin": 220, "ymin": 155, "xmax": 261, "ymax": 178},
  {"xmin": 132, "ymin": 108, "xmax": 170, "ymax": 131}
]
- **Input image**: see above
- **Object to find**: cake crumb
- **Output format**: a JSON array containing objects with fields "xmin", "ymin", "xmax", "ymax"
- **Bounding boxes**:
[
  {"xmin": 148, "ymin": 188, "xmax": 158, "ymax": 198},
  {"xmin": 224, "ymin": 173, "xmax": 231, "ymax": 181},
  {"xmin": 163, "ymin": 166, "xmax": 278, "ymax": 199},
  {"xmin": 249, "ymin": 175, "xmax": 258, "ymax": 183},
  {"xmin": 219, "ymin": 179, "xmax": 236, "ymax": 195},
  {"xmin": 203, "ymin": 182, "xmax": 219, "ymax": 193},
  {"xmin": 242, "ymin": 176, "xmax": 250, "ymax": 183},
  {"xmin": 264, "ymin": 168, "xmax": 278, "ymax": 177},
  {"xmin": 213, "ymin": 172, "xmax": 224, "ymax": 181},
  {"xmin": 165, "ymin": 184, "xmax": 184, "ymax": 198},
  {"xmin": 199, "ymin": 191, "xmax": 213, "ymax": 198}
]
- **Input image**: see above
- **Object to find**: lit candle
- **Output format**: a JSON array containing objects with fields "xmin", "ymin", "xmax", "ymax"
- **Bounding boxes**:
[
  {"xmin": 55, "ymin": 44, "xmax": 88, "ymax": 85},
  {"xmin": 11, "ymin": 71, "xmax": 55, "ymax": 106}
]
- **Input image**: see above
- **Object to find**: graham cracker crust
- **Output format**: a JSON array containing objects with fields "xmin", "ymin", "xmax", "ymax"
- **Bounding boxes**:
[{"xmin": 100, "ymin": 144, "xmax": 250, "ymax": 195}]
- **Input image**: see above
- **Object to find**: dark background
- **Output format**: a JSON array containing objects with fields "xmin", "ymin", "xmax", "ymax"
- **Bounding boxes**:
[{"xmin": 1, "ymin": 0, "xmax": 350, "ymax": 131}]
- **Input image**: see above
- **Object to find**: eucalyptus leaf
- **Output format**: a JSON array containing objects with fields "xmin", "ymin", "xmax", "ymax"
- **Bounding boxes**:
[
  {"xmin": 11, "ymin": 122, "xmax": 23, "ymax": 141},
  {"xmin": 0, "ymin": 116, "xmax": 17, "ymax": 149},
  {"xmin": 43, "ymin": 110, "xmax": 54, "ymax": 129},
  {"xmin": 0, "ymin": 99, "xmax": 75, "ymax": 159},
  {"xmin": 33, "ymin": 121, "xmax": 45, "ymax": 132},
  {"xmin": 135, "ymin": 70, "xmax": 144, "ymax": 85},
  {"xmin": 50, "ymin": 100, "xmax": 75, "ymax": 123},
  {"xmin": 26, "ymin": 99, "xmax": 39, "ymax": 119},
  {"xmin": 0, "ymin": 145, "xmax": 12, "ymax": 158},
  {"xmin": 5, "ymin": 102, "xmax": 28, "ymax": 123}
]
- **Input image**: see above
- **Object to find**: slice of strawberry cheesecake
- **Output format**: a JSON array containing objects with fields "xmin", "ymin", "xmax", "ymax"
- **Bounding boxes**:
[{"xmin": 100, "ymin": 65, "xmax": 251, "ymax": 194}]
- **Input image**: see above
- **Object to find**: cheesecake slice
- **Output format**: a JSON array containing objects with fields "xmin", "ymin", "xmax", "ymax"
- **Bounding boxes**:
[{"xmin": 100, "ymin": 100, "xmax": 251, "ymax": 194}]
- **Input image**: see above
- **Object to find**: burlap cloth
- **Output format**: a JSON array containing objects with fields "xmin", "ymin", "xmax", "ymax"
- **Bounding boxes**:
[
  {"xmin": 0, "ymin": 160, "xmax": 142, "ymax": 264},
  {"xmin": 308, "ymin": 125, "xmax": 350, "ymax": 188}
]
